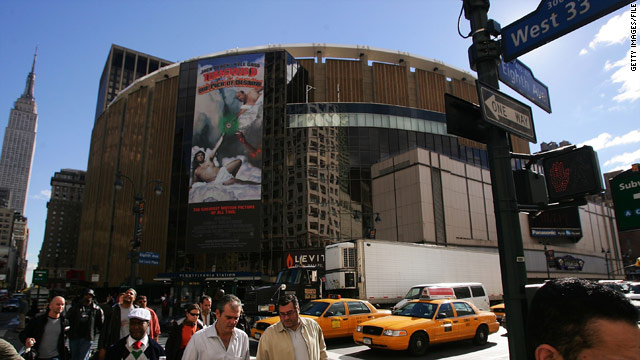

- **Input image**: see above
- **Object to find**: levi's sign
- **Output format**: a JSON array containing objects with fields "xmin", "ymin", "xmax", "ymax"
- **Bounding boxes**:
[
  {"xmin": 477, "ymin": 81, "xmax": 536, "ymax": 143},
  {"xmin": 498, "ymin": 59, "xmax": 552, "ymax": 113},
  {"xmin": 502, "ymin": 0, "xmax": 633, "ymax": 62}
]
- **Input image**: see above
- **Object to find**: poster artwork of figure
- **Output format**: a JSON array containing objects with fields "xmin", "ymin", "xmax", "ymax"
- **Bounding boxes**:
[{"xmin": 190, "ymin": 53, "xmax": 264, "ymax": 204}]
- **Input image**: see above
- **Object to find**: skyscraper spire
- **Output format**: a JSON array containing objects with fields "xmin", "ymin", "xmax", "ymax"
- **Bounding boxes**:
[{"xmin": 22, "ymin": 46, "xmax": 37, "ymax": 100}]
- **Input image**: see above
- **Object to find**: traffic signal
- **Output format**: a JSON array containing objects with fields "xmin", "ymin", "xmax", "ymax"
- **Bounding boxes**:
[
  {"xmin": 541, "ymin": 146, "xmax": 604, "ymax": 203},
  {"xmin": 131, "ymin": 215, "xmax": 143, "ymax": 248}
]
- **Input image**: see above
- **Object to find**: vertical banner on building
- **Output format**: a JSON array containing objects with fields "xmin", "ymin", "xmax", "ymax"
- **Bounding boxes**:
[{"xmin": 187, "ymin": 53, "xmax": 264, "ymax": 252}]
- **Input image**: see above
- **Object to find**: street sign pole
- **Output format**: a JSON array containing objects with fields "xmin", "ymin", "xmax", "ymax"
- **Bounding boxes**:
[{"xmin": 464, "ymin": 1, "xmax": 529, "ymax": 358}]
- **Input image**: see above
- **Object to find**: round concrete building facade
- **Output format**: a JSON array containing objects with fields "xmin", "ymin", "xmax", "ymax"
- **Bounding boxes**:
[{"xmin": 77, "ymin": 44, "xmax": 619, "ymax": 295}]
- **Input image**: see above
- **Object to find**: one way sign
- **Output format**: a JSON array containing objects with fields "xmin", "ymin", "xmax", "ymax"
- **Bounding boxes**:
[{"xmin": 477, "ymin": 81, "xmax": 536, "ymax": 143}]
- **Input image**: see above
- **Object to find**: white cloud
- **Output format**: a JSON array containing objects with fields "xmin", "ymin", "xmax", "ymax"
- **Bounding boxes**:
[
  {"xmin": 579, "ymin": 129, "xmax": 640, "ymax": 150},
  {"xmin": 603, "ymin": 149, "xmax": 640, "ymax": 168},
  {"xmin": 606, "ymin": 50, "xmax": 640, "ymax": 102},
  {"xmin": 32, "ymin": 189, "xmax": 50, "ymax": 201},
  {"xmin": 581, "ymin": 11, "xmax": 639, "ymax": 102},
  {"xmin": 588, "ymin": 11, "xmax": 629, "ymax": 49}
]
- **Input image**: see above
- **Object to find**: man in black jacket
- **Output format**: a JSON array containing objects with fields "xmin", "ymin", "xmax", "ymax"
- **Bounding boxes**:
[
  {"xmin": 105, "ymin": 308, "xmax": 165, "ymax": 360},
  {"xmin": 19, "ymin": 296, "xmax": 69, "ymax": 360},
  {"xmin": 68, "ymin": 289, "xmax": 104, "ymax": 360},
  {"xmin": 97, "ymin": 288, "xmax": 138, "ymax": 360}
]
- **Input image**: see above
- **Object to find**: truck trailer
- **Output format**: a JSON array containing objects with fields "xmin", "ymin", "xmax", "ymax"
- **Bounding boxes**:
[{"xmin": 324, "ymin": 239, "xmax": 503, "ymax": 306}]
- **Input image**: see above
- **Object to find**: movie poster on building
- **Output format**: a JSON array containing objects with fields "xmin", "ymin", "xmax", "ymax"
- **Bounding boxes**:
[{"xmin": 187, "ymin": 53, "xmax": 264, "ymax": 252}]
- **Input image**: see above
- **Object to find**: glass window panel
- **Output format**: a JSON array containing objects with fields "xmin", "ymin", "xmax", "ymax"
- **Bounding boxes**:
[
  {"xmin": 408, "ymin": 131, "xmax": 417, "ymax": 149},
  {"xmin": 374, "ymin": 114, "xmax": 382, "ymax": 128},
  {"xmin": 381, "ymin": 114, "xmax": 390, "ymax": 128},
  {"xmin": 418, "ymin": 119, "xmax": 425, "ymax": 132},
  {"xmin": 411, "ymin": 118, "xmax": 419, "ymax": 131},
  {"xmin": 365, "ymin": 113, "xmax": 374, "ymax": 127},
  {"xmin": 348, "ymin": 113, "xmax": 357, "ymax": 126},
  {"xmin": 423, "ymin": 121, "xmax": 432, "ymax": 133},
  {"xmin": 434, "ymin": 135, "xmax": 443, "ymax": 153},
  {"xmin": 357, "ymin": 113, "xmax": 366, "ymax": 127},
  {"xmin": 389, "ymin": 115, "xmax": 397, "ymax": 129},
  {"xmin": 398, "ymin": 130, "xmax": 408, "ymax": 152},
  {"xmin": 442, "ymin": 136, "xmax": 451, "ymax": 156},
  {"xmin": 331, "ymin": 113, "xmax": 341, "ymax": 127}
]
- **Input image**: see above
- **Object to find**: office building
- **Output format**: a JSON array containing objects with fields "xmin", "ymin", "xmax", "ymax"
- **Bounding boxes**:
[
  {"xmin": 77, "ymin": 44, "xmax": 622, "ymax": 295},
  {"xmin": 37, "ymin": 169, "xmax": 85, "ymax": 282},
  {"xmin": 0, "ymin": 50, "xmax": 38, "ymax": 214},
  {"xmin": 95, "ymin": 44, "xmax": 173, "ymax": 120}
]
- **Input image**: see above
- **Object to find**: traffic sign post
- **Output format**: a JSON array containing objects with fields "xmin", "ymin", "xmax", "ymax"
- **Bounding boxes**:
[
  {"xmin": 477, "ymin": 81, "xmax": 536, "ymax": 143},
  {"xmin": 33, "ymin": 269, "xmax": 48, "ymax": 285},
  {"xmin": 498, "ymin": 59, "xmax": 551, "ymax": 113},
  {"xmin": 610, "ymin": 165, "xmax": 640, "ymax": 232},
  {"xmin": 463, "ymin": 1, "xmax": 529, "ymax": 358},
  {"xmin": 502, "ymin": 0, "xmax": 634, "ymax": 61}
]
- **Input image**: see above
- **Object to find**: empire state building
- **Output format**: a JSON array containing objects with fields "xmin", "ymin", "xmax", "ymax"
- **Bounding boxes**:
[{"xmin": 0, "ymin": 50, "xmax": 38, "ymax": 214}]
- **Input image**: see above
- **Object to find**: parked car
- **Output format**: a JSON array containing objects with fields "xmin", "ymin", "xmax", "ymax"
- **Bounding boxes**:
[
  {"xmin": 354, "ymin": 298, "xmax": 500, "ymax": 356},
  {"xmin": 2, "ymin": 298, "xmax": 20, "ymax": 312},
  {"xmin": 250, "ymin": 296, "xmax": 391, "ymax": 340},
  {"xmin": 626, "ymin": 282, "xmax": 640, "ymax": 301}
]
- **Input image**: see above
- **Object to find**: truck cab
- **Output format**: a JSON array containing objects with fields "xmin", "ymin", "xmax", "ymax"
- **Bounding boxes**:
[{"xmin": 244, "ymin": 266, "xmax": 323, "ymax": 327}]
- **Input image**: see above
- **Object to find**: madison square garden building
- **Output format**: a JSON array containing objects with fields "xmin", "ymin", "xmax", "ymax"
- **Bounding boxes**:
[{"xmin": 76, "ymin": 44, "xmax": 621, "ymax": 295}]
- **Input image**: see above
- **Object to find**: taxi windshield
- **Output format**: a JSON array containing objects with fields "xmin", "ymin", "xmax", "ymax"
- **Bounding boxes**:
[
  {"xmin": 393, "ymin": 302, "xmax": 438, "ymax": 319},
  {"xmin": 300, "ymin": 301, "xmax": 330, "ymax": 316}
]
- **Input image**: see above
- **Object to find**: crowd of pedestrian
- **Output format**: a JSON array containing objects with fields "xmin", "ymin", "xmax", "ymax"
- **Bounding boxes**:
[
  {"xmin": 11, "ymin": 277, "xmax": 637, "ymax": 360},
  {"xmin": 11, "ymin": 287, "xmax": 326, "ymax": 360}
]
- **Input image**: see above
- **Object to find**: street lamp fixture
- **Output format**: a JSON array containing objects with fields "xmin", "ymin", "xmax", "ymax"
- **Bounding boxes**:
[
  {"xmin": 115, "ymin": 171, "xmax": 164, "ymax": 287},
  {"xmin": 353, "ymin": 210, "xmax": 381, "ymax": 223}
]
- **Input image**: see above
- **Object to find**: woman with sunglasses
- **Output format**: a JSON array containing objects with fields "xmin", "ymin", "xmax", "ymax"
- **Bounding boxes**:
[{"xmin": 165, "ymin": 303, "xmax": 204, "ymax": 360}]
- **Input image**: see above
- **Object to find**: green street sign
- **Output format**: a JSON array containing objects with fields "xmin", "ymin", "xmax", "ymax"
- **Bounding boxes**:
[
  {"xmin": 610, "ymin": 167, "xmax": 640, "ymax": 232},
  {"xmin": 33, "ymin": 269, "xmax": 49, "ymax": 284}
]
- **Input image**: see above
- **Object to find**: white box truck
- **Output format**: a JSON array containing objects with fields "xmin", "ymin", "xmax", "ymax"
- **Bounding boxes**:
[{"xmin": 324, "ymin": 239, "xmax": 503, "ymax": 306}]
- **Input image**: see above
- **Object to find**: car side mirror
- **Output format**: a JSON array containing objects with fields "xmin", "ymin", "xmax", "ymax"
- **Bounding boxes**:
[
  {"xmin": 324, "ymin": 311, "xmax": 334, "ymax": 317},
  {"xmin": 436, "ymin": 313, "xmax": 447, "ymax": 319}
]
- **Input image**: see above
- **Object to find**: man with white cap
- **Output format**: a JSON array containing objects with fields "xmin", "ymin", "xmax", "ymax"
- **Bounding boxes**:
[{"xmin": 105, "ymin": 308, "xmax": 165, "ymax": 360}]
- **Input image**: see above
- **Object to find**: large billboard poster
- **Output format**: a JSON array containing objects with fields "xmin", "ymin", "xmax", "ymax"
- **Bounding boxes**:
[{"xmin": 187, "ymin": 53, "xmax": 264, "ymax": 252}]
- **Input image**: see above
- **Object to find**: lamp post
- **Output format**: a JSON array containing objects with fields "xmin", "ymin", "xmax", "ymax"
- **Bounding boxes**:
[
  {"xmin": 115, "ymin": 172, "xmax": 163, "ymax": 287},
  {"xmin": 602, "ymin": 248, "xmax": 611, "ymax": 279},
  {"xmin": 353, "ymin": 211, "xmax": 382, "ymax": 239}
]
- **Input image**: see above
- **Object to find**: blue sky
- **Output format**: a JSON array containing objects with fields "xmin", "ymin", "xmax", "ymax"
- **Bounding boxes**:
[{"xmin": 1, "ymin": 0, "xmax": 637, "ymax": 285}]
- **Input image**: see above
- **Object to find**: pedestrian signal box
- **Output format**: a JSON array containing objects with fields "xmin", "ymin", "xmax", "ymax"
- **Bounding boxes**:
[{"xmin": 541, "ymin": 146, "xmax": 604, "ymax": 203}]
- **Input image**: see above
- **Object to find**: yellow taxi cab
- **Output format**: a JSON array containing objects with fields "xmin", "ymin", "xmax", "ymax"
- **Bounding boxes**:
[
  {"xmin": 250, "ymin": 296, "xmax": 391, "ymax": 340},
  {"xmin": 353, "ymin": 287, "xmax": 500, "ymax": 356},
  {"xmin": 490, "ymin": 303, "xmax": 505, "ymax": 323}
]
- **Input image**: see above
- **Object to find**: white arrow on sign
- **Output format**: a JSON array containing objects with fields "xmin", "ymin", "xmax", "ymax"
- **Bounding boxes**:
[
  {"xmin": 484, "ymin": 94, "xmax": 532, "ymax": 130},
  {"xmin": 476, "ymin": 81, "xmax": 536, "ymax": 143}
]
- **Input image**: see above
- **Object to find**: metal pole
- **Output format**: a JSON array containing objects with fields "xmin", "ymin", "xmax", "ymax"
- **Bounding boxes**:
[
  {"xmin": 544, "ymin": 243, "xmax": 550, "ymax": 280},
  {"xmin": 464, "ymin": 1, "xmax": 529, "ymax": 358}
]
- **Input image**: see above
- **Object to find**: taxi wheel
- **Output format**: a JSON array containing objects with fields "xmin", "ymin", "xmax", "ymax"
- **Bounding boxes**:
[
  {"xmin": 408, "ymin": 332, "xmax": 429, "ymax": 356},
  {"xmin": 473, "ymin": 325, "xmax": 489, "ymax": 345}
]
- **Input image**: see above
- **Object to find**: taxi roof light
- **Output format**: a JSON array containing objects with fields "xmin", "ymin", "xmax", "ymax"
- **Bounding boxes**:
[
  {"xmin": 328, "ymin": 294, "xmax": 341, "ymax": 299},
  {"xmin": 420, "ymin": 287, "xmax": 457, "ymax": 300}
]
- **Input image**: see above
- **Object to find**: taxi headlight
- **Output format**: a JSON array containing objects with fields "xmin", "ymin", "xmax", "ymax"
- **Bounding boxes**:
[
  {"xmin": 356, "ymin": 325, "xmax": 363, "ymax": 332},
  {"xmin": 383, "ymin": 329, "xmax": 407, "ymax": 337}
]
